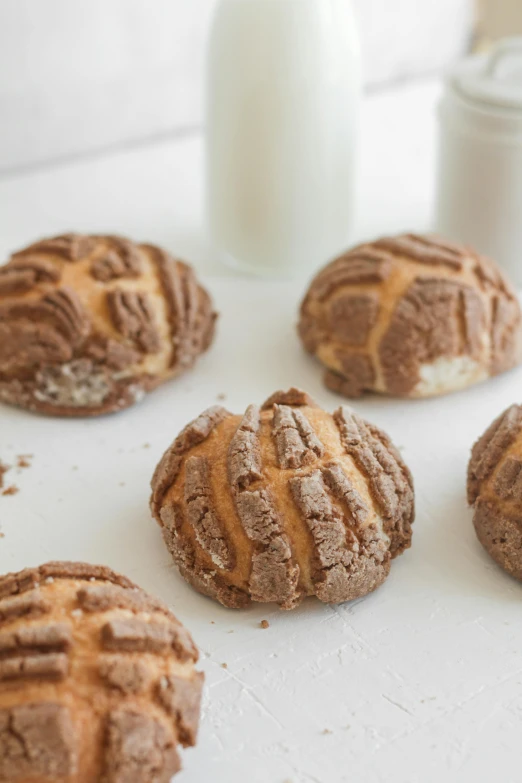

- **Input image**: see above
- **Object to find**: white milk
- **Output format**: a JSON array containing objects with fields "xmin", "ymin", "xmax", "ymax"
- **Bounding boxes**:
[{"xmin": 206, "ymin": 0, "xmax": 361, "ymax": 278}]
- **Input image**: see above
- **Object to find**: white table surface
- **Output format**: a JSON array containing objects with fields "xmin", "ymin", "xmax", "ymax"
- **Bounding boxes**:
[{"xmin": 2, "ymin": 79, "xmax": 522, "ymax": 783}]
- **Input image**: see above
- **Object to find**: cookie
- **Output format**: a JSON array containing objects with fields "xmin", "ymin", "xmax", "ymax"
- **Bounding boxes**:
[
  {"xmin": 0, "ymin": 234, "xmax": 216, "ymax": 416},
  {"xmin": 0, "ymin": 561, "xmax": 203, "ymax": 782},
  {"xmin": 150, "ymin": 388, "xmax": 414, "ymax": 609},
  {"xmin": 298, "ymin": 234, "xmax": 522, "ymax": 398},
  {"xmin": 468, "ymin": 405, "xmax": 522, "ymax": 580}
]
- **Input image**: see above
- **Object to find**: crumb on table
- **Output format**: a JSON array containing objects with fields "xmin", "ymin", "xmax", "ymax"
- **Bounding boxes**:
[
  {"xmin": 260, "ymin": 620, "xmax": 270, "ymax": 629},
  {"xmin": 221, "ymin": 662, "xmax": 228, "ymax": 669},
  {"xmin": 16, "ymin": 454, "xmax": 33, "ymax": 468},
  {"xmin": 217, "ymin": 393, "xmax": 227, "ymax": 401},
  {"xmin": 2, "ymin": 485, "xmax": 19, "ymax": 496}
]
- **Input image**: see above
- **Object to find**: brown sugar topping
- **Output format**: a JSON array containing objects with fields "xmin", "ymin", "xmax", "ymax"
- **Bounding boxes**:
[
  {"xmin": 272, "ymin": 405, "xmax": 324, "ymax": 469},
  {"xmin": 107, "ymin": 289, "xmax": 161, "ymax": 354},
  {"xmin": 185, "ymin": 456, "xmax": 235, "ymax": 571},
  {"xmin": 290, "ymin": 470, "xmax": 359, "ymax": 603},
  {"xmin": 0, "ymin": 562, "xmax": 135, "ymax": 600},
  {"xmin": 0, "ymin": 591, "xmax": 50, "ymax": 621},
  {"xmin": 0, "ymin": 622, "xmax": 71, "ymax": 653},
  {"xmin": 157, "ymin": 671, "xmax": 204, "ymax": 747},
  {"xmin": 374, "ymin": 234, "xmax": 465, "ymax": 270},
  {"xmin": 101, "ymin": 619, "xmax": 174, "ymax": 655},
  {"xmin": 99, "ymin": 656, "xmax": 154, "ymax": 695},
  {"xmin": 77, "ymin": 582, "xmax": 168, "ymax": 616},
  {"xmin": 150, "ymin": 405, "xmax": 230, "ymax": 516},
  {"xmin": 103, "ymin": 708, "xmax": 181, "ymax": 782},
  {"xmin": 0, "ymin": 652, "xmax": 69, "ymax": 682},
  {"xmin": 228, "ymin": 405, "xmax": 301, "ymax": 608},
  {"xmin": 12, "ymin": 233, "xmax": 96, "ymax": 262},
  {"xmin": 261, "ymin": 388, "xmax": 318, "ymax": 409},
  {"xmin": 311, "ymin": 250, "xmax": 392, "ymax": 301},
  {"xmin": 334, "ymin": 407, "xmax": 414, "ymax": 555},
  {"xmin": 90, "ymin": 237, "xmax": 143, "ymax": 282},
  {"xmin": 0, "ymin": 257, "xmax": 61, "ymax": 295},
  {"xmin": 0, "ymin": 702, "xmax": 77, "ymax": 780}
]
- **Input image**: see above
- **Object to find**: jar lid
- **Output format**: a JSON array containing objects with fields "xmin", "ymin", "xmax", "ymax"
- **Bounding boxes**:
[{"xmin": 452, "ymin": 38, "xmax": 522, "ymax": 113}]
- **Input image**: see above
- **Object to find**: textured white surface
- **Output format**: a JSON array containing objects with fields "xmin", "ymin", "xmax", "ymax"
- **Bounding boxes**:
[
  {"xmin": 1, "ymin": 278, "xmax": 522, "ymax": 783},
  {"xmin": 0, "ymin": 0, "xmax": 471, "ymax": 170},
  {"xmin": 1, "ymin": 78, "xmax": 521, "ymax": 782}
]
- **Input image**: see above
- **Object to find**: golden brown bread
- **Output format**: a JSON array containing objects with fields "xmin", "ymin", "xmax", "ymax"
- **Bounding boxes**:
[
  {"xmin": 0, "ymin": 561, "xmax": 203, "ymax": 782},
  {"xmin": 468, "ymin": 405, "xmax": 522, "ymax": 580},
  {"xmin": 150, "ymin": 389, "xmax": 415, "ymax": 609},
  {"xmin": 0, "ymin": 234, "xmax": 217, "ymax": 416},
  {"xmin": 298, "ymin": 234, "xmax": 522, "ymax": 398}
]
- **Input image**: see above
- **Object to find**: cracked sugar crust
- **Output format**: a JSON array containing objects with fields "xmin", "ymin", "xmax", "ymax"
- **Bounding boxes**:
[
  {"xmin": 151, "ymin": 388, "xmax": 414, "ymax": 609},
  {"xmin": 0, "ymin": 561, "xmax": 203, "ymax": 782},
  {"xmin": 0, "ymin": 233, "xmax": 217, "ymax": 417},
  {"xmin": 298, "ymin": 233, "xmax": 522, "ymax": 399},
  {"xmin": 467, "ymin": 404, "xmax": 522, "ymax": 580}
]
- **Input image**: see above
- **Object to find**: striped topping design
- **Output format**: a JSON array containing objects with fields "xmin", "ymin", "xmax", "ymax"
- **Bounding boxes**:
[
  {"xmin": 152, "ymin": 390, "xmax": 414, "ymax": 609},
  {"xmin": 0, "ymin": 562, "xmax": 203, "ymax": 781},
  {"xmin": 0, "ymin": 233, "xmax": 216, "ymax": 416},
  {"xmin": 298, "ymin": 233, "xmax": 522, "ymax": 399},
  {"xmin": 468, "ymin": 405, "xmax": 522, "ymax": 504}
]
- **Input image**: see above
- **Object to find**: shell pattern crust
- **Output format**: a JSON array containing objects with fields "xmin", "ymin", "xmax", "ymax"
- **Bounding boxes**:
[
  {"xmin": 0, "ymin": 234, "xmax": 217, "ymax": 416},
  {"xmin": 0, "ymin": 561, "xmax": 203, "ymax": 783},
  {"xmin": 150, "ymin": 389, "xmax": 415, "ymax": 610},
  {"xmin": 298, "ymin": 234, "xmax": 522, "ymax": 398}
]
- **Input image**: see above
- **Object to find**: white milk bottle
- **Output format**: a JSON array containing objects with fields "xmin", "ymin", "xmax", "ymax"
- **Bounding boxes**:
[{"xmin": 206, "ymin": 0, "xmax": 361, "ymax": 278}]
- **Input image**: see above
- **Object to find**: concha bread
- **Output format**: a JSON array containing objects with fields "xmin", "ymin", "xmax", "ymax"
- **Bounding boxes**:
[
  {"xmin": 0, "ymin": 234, "xmax": 216, "ymax": 416},
  {"xmin": 0, "ymin": 561, "xmax": 203, "ymax": 782},
  {"xmin": 468, "ymin": 405, "xmax": 522, "ymax": 581},
  {"xmin": 298, "ymin": 234, "xmax": 522, "ymax": 398},
  {"xmin": 151, "ymin": 389, "xmax": 415, "ymax": 609}
]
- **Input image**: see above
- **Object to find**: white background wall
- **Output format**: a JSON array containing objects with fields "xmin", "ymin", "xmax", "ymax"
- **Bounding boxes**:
[{"xmin": 0, "ymin": 0, "xmax": 473, "ymax": 172}]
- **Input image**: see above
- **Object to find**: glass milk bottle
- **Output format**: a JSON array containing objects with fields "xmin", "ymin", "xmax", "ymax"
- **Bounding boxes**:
[{"xmin": 206, "ymin": 0, "xmax": 361, "ymax": 278}]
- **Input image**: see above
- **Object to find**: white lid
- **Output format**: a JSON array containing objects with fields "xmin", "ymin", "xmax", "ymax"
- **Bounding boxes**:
[{"xmin": 452, "ymin": 38, "xmax": 522, "ymax": 113}]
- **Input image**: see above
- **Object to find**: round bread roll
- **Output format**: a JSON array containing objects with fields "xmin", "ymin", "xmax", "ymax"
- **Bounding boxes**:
[
  {"xmin": 298, "ymin": 234, "xmax": 522, "ymax": 398},
  {"xmin": 468, "ymin": 405, "xmax": 522, "ymax": 580},
  {"xmin": 0, "ymin": 234, "xmax": 216, "ymax": 416},
  {"xmin": 151, "ymin": 389, "xmax": 414, "ymax": 609},
  {"xmin": 0, "ymin": 561, "xmax": 203, "ymax": 783}
]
